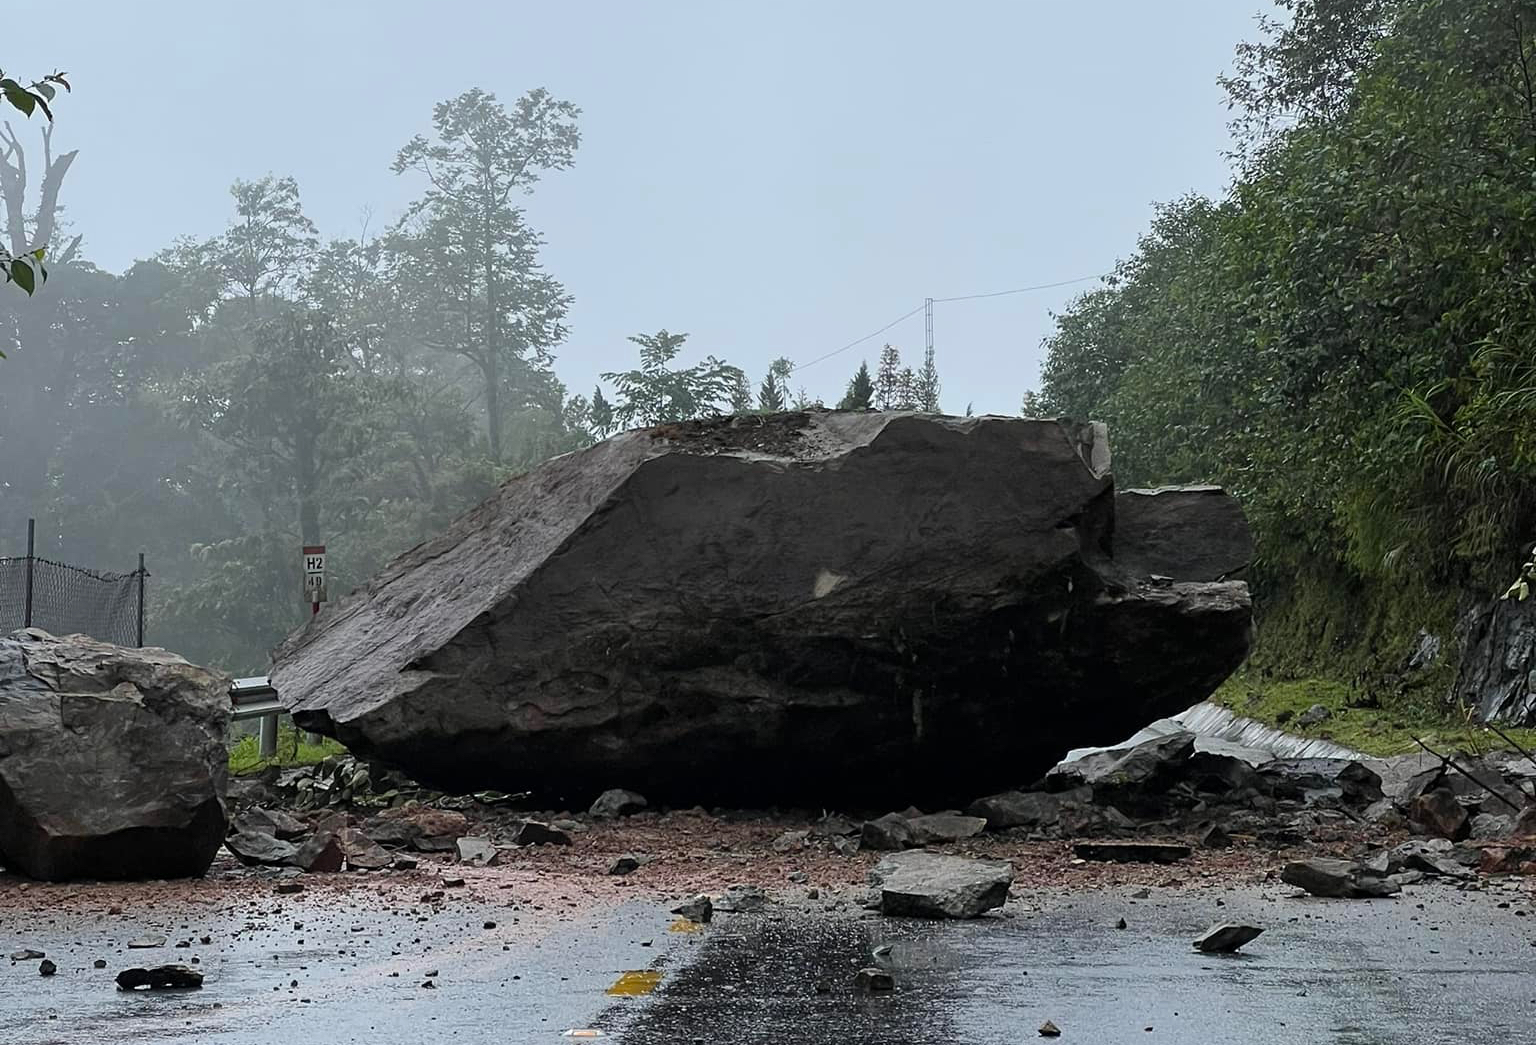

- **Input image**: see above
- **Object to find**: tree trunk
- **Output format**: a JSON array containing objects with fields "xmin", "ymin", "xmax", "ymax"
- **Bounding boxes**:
[{"xmin": 484, "ymin": 354, "xmax": 502, "ymax": 463}]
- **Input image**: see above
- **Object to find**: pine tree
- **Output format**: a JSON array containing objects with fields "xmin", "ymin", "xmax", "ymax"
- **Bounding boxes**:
[
  {"xmin": 837, "ymin": 360, "xmax": 874, "ymax": 410},
  {"xmin": 895, "ymin": 367, "xmax": 918, "ymax": 411},
  {"xmin": 874, "ymin": 344, "xmax": 902, "ymax": 410},
  {"xmin": 916, "ymin": 345, "xmax": 941, "ymax": 412},
  {"xmin": 729, "ymin": 370, "xmax": 755, "ymax": 414},
  {"xmin": 590, "ymin": 385, "xmax": 615, "ymax": 436},
  {"xmin": 758, "ymin": 369, "xmax": 786, "ymax": 412}
]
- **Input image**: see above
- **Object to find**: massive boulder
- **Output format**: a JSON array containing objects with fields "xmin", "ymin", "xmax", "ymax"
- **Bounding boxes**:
[
  {"xmin": 1114, "ymin": 486, "xmax": 1252, "ymax": 581},
  {"xmin": 0, "ymin": 629, "xmax": 229, "ymax": 881},
  {"xmin": 275, "ymin": 412, "xmax": 1253, "ymax": 805}
]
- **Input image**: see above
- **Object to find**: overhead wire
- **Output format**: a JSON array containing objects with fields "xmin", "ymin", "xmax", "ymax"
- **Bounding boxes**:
[{"xmin": 789, "ymin": 274, "xmax": 1106, "ymax": 373}]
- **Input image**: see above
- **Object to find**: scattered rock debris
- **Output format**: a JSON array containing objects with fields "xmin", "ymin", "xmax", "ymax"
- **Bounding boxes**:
[{"xmin": 1193, "ymin": 924, "xmax": 1264, "ymax": 953}]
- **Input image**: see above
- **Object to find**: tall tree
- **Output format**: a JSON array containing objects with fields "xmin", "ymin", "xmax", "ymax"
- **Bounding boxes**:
[
  {"xmin": 915, "ymin": 345, "xmax": 941, "ymax": 412},
  {"xmin": 728, "ymin": 369, "xmax": 755, "ymax": 414},
  {"xmin": 590, "ymin": 384, "xmax": 615, "ymax": 437},
  {"xmin": 757, "ymin": 369, "xmax": 785, "ymax": 413},
  {"xmin": 219, "ymin": 176, "xmax": 318, "ymax": 307},
  {"xmin": 601, "ymin": 329, "xmax": 745, "ymax": 428},
  {"xmin": 392, "ymin": 87, "xmax": 580, "ymax": 463},
  {"xmin": 874, "ymin": 343, "xmax": 903, "ymax": 410},
  {"xmin": 837, "ymin": 360, "xmax": 874, "ymax": 410}
]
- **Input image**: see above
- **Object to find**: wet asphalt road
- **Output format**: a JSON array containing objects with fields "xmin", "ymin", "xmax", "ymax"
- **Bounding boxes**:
[{"xmin": 5, "ymin": 880, "xmax": 1536, "ymax": 1044}]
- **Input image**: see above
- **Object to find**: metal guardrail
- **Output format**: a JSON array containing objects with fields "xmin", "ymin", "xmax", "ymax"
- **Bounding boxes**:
[{"xmin": 231, "ymin": 675, "xmax": 283, "ymax": 757}]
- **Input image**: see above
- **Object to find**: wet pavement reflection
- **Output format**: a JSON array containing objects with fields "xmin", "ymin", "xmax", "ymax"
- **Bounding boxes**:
[{"xmin": 5, "ymin": 881, "xmax": 1536, "ymax": 1043}]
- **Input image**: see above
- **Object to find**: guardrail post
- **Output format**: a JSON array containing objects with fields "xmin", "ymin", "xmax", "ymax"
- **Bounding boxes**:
[{"xmin": 258, "ymin": 712, "xmax": 278, "ymax": 759}]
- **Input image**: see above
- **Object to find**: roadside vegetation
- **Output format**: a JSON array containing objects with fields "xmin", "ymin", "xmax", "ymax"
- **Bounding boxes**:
[
  {"xmin": 228, "ymin": 723, "xmax": 346, "ymax": 775},
  {"xmin": 1040, "ymin": 0, "xmax": 1536, "ymax": 731}
]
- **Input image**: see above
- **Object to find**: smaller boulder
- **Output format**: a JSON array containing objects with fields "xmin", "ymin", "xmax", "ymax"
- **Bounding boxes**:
[
  {"xmin": 869, "ymin": 850, "xmax": 1013, "ymax": 919},
  {"xmin": 860, "ymin": 813, "xmax": 915, "ymax": 852},
  {"xmin": 291, "ymin": 830, "xmax": 344, "ymax": 873},
  {"xmin": 772, "ymin": 829, "xmax": 810, "ymax": 853},
  {"xmin": 590, "ymin": 789, "xmax": 648, "ymax": 819},
  {"xmin": 853, "ymin": 967, "xmax": 894, "ymax": 991},
  {"xmin": 1469, "ymin": 813, "xmax": 1515, "ymax": 841},
  {"xmin": 456, "ymin": 837, "xmax": 500, "ymax": 867},
  {"xmin": 362, "ymin": 803, "xmax": 470, "ymax": 852},
  {"xmin": 965, "ymin": 790, "xmax": 1072, "ymax": 830},
  {"xmin": 906, "ymin": 812, "xmax": 987, "ymax": 845},
  {"xmin": 337, "ymin": 828, "xmax": 393, "ymax": 870},
  {"xmin": 236, "ymin": 807, "xmax": 309, "ymax": 841},
  {"xmin": 1281, "ymin": 858, "xmax": 1399, "ymax": 898},
  {"xmin": 1193, "ymin": 924, "xmax": 1264, "ymax": 953},
  {"xmin": 608, "ymin": 854, "xmax": 642, "ymax": 876},
  {"xmin": 509, "ymin": 820, "xmax": 570, "ymax": 847},
  {"xmin": 671, "ymin": 894, "xmax": 713, "ymax": 923},
  {"xmin": 224, "ymin": 829, "xmax": 299, "ymax": 868},
  {"xmin": 1295, "ymin": 704, "xmax": 1332, "ymax": 728},
  {"xmin": 115, "ymin": 965, "xmax": 203, "ymax": 991},
  {"xmin": 1411, "ymin": 788, "xmax": 1471, "ymax": 841},
  {"xmin": 715, "ymin": 884, "xmax": 768, "ymax": 913}
]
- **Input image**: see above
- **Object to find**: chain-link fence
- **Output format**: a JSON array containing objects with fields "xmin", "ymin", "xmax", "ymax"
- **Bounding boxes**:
[{"xmin": 0, "ymin": 520, "xmax": 145, "ymax": 647}]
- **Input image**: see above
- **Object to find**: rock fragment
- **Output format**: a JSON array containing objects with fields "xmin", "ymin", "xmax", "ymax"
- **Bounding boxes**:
[
  {"xmin": 116, "ymin": 965, "xmax": 203, "ymax": 990},
  {"xmin": 869, "ymin": 851, "xmax": 1013, "ymax": 919},
  {"xmin": 853, "ymin": 967, "xmax": 894, "ymax": 991},
  {"xmin": 906, "ymin": 812, "xmax": 988, "ymax": 845},
  {"xmin": 589, "ymin": 789, "xmax": 648, "ymax": 819},
  {"xmin": 509, "ymin": 820, "xmax": 571, "ymax": 847},
  {"xmin": 1193, "ymin": 924, "xmax": 1264, "ymax": 953},
  {"xmin": 608, "ymin": 854, "xmax": 642, "ymax": 876},
  {"xmin": 1411, "ymin": 787, "xmax": 1471, "ymax": 841},
  {"xmin": 861, "ymin": 813, "xmax": 915, "ymax": 852},
  {"xmin": 224, "ymin": 828, "xmax": 299, "ymax": 868},
  {"xmin": 1281, "ymin": 858, "xmax": 1400, "ymax": 898},
  {"xmin": 456, "ymin": 837, "xmax": 499, "ymax": 867},
  {"xmin": 671, "ymin": 895, "xmax": 713, "ymax": 923}
]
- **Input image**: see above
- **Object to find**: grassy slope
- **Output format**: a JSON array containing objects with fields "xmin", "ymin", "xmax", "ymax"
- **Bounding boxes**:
[
  {"xmin": 1213, "ymin": 671, "xmax": 1536, "ymax": 758},
  {"xmin": 229, "ymin": 725, "xmax": 346, "ymax": 775}
]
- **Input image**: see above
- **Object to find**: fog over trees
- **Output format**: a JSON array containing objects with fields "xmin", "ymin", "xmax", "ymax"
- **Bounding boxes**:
[{"xmin": 0, "ymin": 87, "xmax": 945, "ymax": 672}]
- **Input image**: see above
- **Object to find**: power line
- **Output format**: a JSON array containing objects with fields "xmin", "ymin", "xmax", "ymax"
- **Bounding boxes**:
[
  {"xmin": 930, "ymin": 274, "xmax": 1103, "ymax": 303},
  {"xmin": 789, "ymin": 303, "xmax": 926, "ymax": 373},
  {"xmin": 788, "ymin": 273, "xmax": 1106, "ymax": 374}
]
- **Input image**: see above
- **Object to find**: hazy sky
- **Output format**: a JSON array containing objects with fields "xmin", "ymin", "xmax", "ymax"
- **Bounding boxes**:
[{"xmin": 16, "ymin": 1, "xmax": 1277, "ymax": 415}]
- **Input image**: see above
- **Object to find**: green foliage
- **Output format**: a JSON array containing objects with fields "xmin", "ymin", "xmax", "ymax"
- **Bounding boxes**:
[
  {"xmin": 1038, "ymin": 0, "xmax": 1536, "ymax": 712},
  {"xmin": 757, "ymin": 369, "xmax": 785, "ymax": 413},
  {"xmin": 837, "ymin": 360, "xmax": 874, "ymax": 410},
  {"xmin": 601, "ymin": 330, "xmax": 746, "ymax": 428},
  {"xmin": 0, "ymin": 69, "xmax": 68, "ymax": 121},
  {"xmin": 229, "ymin": 722, "xmax": 346, "ymax": 775},
  {"xmin": 0, "ymin": 68, "xmax": 67, "ymax": 298},
  {"xmin": 915, "ymin": 346, "xmax": 941, "ymax": 412},
  {"xmin": 391, "ymin": 87, "xmax": 581, "ymax": 463}
]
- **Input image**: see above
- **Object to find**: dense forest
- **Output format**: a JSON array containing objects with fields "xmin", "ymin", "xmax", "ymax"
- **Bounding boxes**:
[
  {"xmin": 1039, "ymin": 0, "xmax": 1536, "ymax": 693},
  {"xmin": 0, "ymin": 88, "xmax": 943, "ymax": 674}
]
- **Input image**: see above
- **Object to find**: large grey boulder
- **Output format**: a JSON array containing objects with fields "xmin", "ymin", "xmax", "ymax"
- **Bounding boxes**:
[
  {"xmin": 1115, "ymin": 486, "xmax": 1253, "ymax": 581},
  {"xmin": 869, "ymin": 850, "xmax": 1014, "ymax": 919},
  {"xmin": 275, "ymin": 412, "xmax": 1253, "ymax": 805},
  {"xmin": 0, "ymin": 629, "xmax": 229, "ymax": 881}
]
